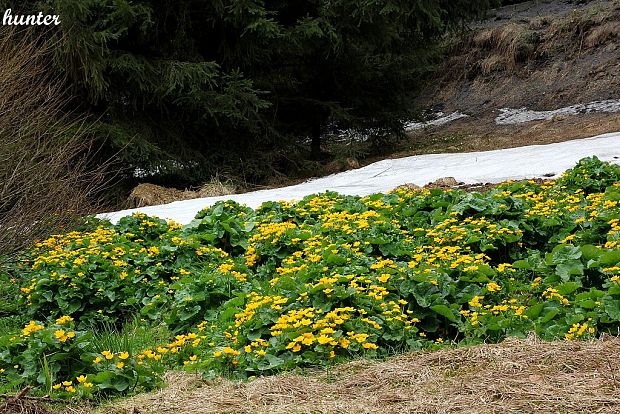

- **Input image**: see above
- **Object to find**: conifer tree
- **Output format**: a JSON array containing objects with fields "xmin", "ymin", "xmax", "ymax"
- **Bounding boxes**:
[{"xmin": 3, "ymin": 0, "xmax": 497, "ymax": 182}]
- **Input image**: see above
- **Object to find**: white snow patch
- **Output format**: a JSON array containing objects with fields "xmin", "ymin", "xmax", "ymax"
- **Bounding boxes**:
[
  {"xmin": 98, "ymin": 132, "xmax": 620, "ymax": 225},
  {"xmin": 405, "ymin": 111, "xmax": 469, "ymax": 131},
  {"xmin": 496, "ymin": 100, "xmax": 620, "ymax": 125}
]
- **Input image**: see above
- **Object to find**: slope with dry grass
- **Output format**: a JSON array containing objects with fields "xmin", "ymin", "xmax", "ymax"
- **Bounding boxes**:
[{"xmin": 419, "ymin": 0, "xmax": 620, "ymax": 114}]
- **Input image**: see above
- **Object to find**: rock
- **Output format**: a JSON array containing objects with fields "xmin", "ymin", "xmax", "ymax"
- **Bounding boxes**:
[
  {"xmin": 323, "ymin": 160, "xmax": 343, "ymax": 175},
  {"xmin": 432, "ymin": 177, "xmax": 458, "ymax": 187}
]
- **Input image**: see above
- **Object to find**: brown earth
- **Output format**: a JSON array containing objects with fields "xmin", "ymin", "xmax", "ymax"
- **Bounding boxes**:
[
  {"xmin": 415, "ymin": 0, "xmax": 620, "ymax": 116},
  {"xmin": 86, "ymin": 335, "xmax": 620, "ymax": 414},
  {"xmin": 383, "ymin": 0, "xmax": 620, "ymax": 162},
  {"xmin": 396, "ymin": 111, "xmax": 620, "ymax": 158}
]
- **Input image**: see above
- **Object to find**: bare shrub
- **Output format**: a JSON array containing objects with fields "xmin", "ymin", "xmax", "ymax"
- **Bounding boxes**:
[{"xmin": 0, "ymin": 28, "xmax": 110, "ymax": 257}]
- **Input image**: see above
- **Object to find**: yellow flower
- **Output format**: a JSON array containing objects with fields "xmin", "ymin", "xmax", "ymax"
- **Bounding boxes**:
[
  {"xmin": 116, "ymin": 362, "xmax": 125, "ymax": 369},
  {"xmin": 55, "ymin": 316, "xmax": 74, "ymax": 325},
  {"xmin": 76, "ymin": 375, "xmax": 87, "ymax": 383},
  {"xmin": 52, "ymin": 384, "xmax": 62, "ymax": 390},
  {"xmin": 66, "ymin": 386, "xmax": 76, "ymax": 393},
  {"xmin": 317, "ymin": 335, "xmax": 333, "ymax": 345},
  {"xmin": 93, "ymin": 357, "xmax": 102, "ymax": 364},
  {"xmin": 223, "ymin": 346, "xmax": 240, "ymax": 355},
  {"xmin": 377, "ymin": 274, "xmax": 390, "ymax": 283},
  {"xmin": 468, "ymin": 296, "xmax": 483, "ymax": 308},
  {"xmin": 119, "ymin": 352, "xmax": 129, "ymax": 360},
  {"xmin": 22, "ymin": 321, "xmax": 44, "ymax": 337},
  {"xmin": 62, "ymin": 381, "xmax": 72, "ymax": 386},
  {"xmin": 54, "ymin": 329, "xmax": 67, "ymax": 342}
]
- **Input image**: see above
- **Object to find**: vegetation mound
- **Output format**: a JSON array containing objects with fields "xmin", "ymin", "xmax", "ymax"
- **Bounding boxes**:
[{"xmin": 2, "ymin": 156, "xmax": 620, "ymax": 404}]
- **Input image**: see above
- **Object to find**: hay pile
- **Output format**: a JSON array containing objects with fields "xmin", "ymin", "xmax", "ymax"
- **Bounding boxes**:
[
  {"xmin": 95, "ymin": 336, "xmax": 620, "ymax": 414},
  {"xmin": 127, "ymin": 180, "xmax": 237, "ymax": 208}
]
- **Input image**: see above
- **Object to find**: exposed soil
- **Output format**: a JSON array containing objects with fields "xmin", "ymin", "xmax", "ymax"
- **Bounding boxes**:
[
  {"xmin": 91, "ymin": 335, "xmax": 620, "ymax": 414},
  {"xmin": 393, "ymin": 111, "xmax": 620, "ymax": 158},
  {"xmin": 416, "ymin": 0, "xmax": 620, "ymax": 116},
  {"xmin": 385, "ymin": 0, "xmax": 620, "ymax": 164}
]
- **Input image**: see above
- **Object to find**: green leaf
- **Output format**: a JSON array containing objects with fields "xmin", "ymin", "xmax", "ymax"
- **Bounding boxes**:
[
  {"xmin": 430, "ymin": 304, "xmax": 457, "ymax": 323},
  {"xmin": 601, "ymin": 250, "xmax": 620, "ymax": 266},
  {"xmin": 580, "ymin": 245, "xmax": 602, "ymax": 261},
  {"xmin": 524, "ymin": 303, "xmax": 543, "ymax": 319},
  {"xmin": 603, "ymin": 296, "xmax": 620, "ymax": 321},
  {"xmin": 555, "ymin": 261, "xmax": 583, "ymax": 281},
  {"xmin": 556, "ymin": 281, "xmax": 581, "ymax": 296},
  {"xmin": 258, "ymin": 354, "xmax": 284, "ymax": 371},
  {"xmin": 540, "ymin": 308, "xmax": 559, "ymax": 324},
  {"xmin": 549, "ymin": 245, "xmax": 582, "ymax": 264}
]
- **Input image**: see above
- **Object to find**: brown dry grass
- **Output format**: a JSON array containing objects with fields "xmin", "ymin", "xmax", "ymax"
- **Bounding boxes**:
[
  {"xmin": 127, "ymin": 184, "xmax": 195, "ymax": 208},
  {"xmin": 584, "ymin": 21, "xmax": 620, "ymax": 48},
  {"xmin": 88, "ymin": 336, "xmax": 620, "ymax": 414},
  {"xmin": 127, "ymin": 179, "xmax": 237, "ymax": 208}
]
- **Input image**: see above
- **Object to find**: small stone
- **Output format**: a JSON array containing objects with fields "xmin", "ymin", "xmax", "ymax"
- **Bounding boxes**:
[{"xmin": 432, "ymin": 177, "xmax": 458, "ymax": 187}]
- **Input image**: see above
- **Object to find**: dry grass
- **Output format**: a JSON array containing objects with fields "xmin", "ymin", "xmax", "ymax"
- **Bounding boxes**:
[
  {"xmin": 196, "ymin": 178, "xmax": 237, "ymax": 198},
  {"xmin": 453, "ymin": 22, "xmax": 539, "ymax": 76},
  {"xmin": 127, "ymin": 184, "xmax": 196, "ymax": 208},
  {"xmin": 584, "ymin": 21, "xmax": 620, "ymax": 48},
  {"xmin": 127, "ymin": 179, "xmax": 237, "ymax": 208},
  {"xmin": 444, "ymin": 0, "xmax": 620, "ymax": 82},
  {"xmin": 88, "ymin": 336, "xmax": 620, "ymax": 414}
]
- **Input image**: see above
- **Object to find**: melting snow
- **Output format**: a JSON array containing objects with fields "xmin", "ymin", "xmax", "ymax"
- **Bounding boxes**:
[
  {"xmin": 496, "ymin": 100, "xmax": 620, "ymax": 125},
  {"xmin": 405, "ymin": 111, "xmax": 469, "ymax": 131},
  {"xmin": 99, "ymin": 132, "xmax": 620, "ymax": 224}
]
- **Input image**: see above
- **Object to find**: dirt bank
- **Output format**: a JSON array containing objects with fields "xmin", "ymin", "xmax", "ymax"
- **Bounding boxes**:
[{"xmin": 416, "ymin": 0, "xmax": 620, "ymax": 116}]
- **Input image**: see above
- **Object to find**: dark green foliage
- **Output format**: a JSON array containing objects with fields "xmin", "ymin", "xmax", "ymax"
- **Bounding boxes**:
[{"xmin": 5, "ymin": 1, "xmax": 497, "ymax": 183}]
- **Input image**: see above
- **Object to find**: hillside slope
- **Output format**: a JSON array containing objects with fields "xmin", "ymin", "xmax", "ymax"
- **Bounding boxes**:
[
  {"xmin": 402, "ymin": 0, "xmax": 620, "ymax": 156},
  {"xmin": 419, "ymin": 0, "xmax": 619, "ymax": 115}
]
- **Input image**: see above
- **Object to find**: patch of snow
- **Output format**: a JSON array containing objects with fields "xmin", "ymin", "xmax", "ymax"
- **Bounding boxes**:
[
  {"xmin": 404, "ymin": 111, "xmax": 469, "ymax": 131},
  {"xmin": 496, "ymin": 100, "xmax": 620, "ymax": 125},
  {"xmin": 99, "ymin": 132, "xmax": 620, "ymax": 224},
  {"xmin": 133, "ymin": 160, "xmax": 200, "ymax": 178}
]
